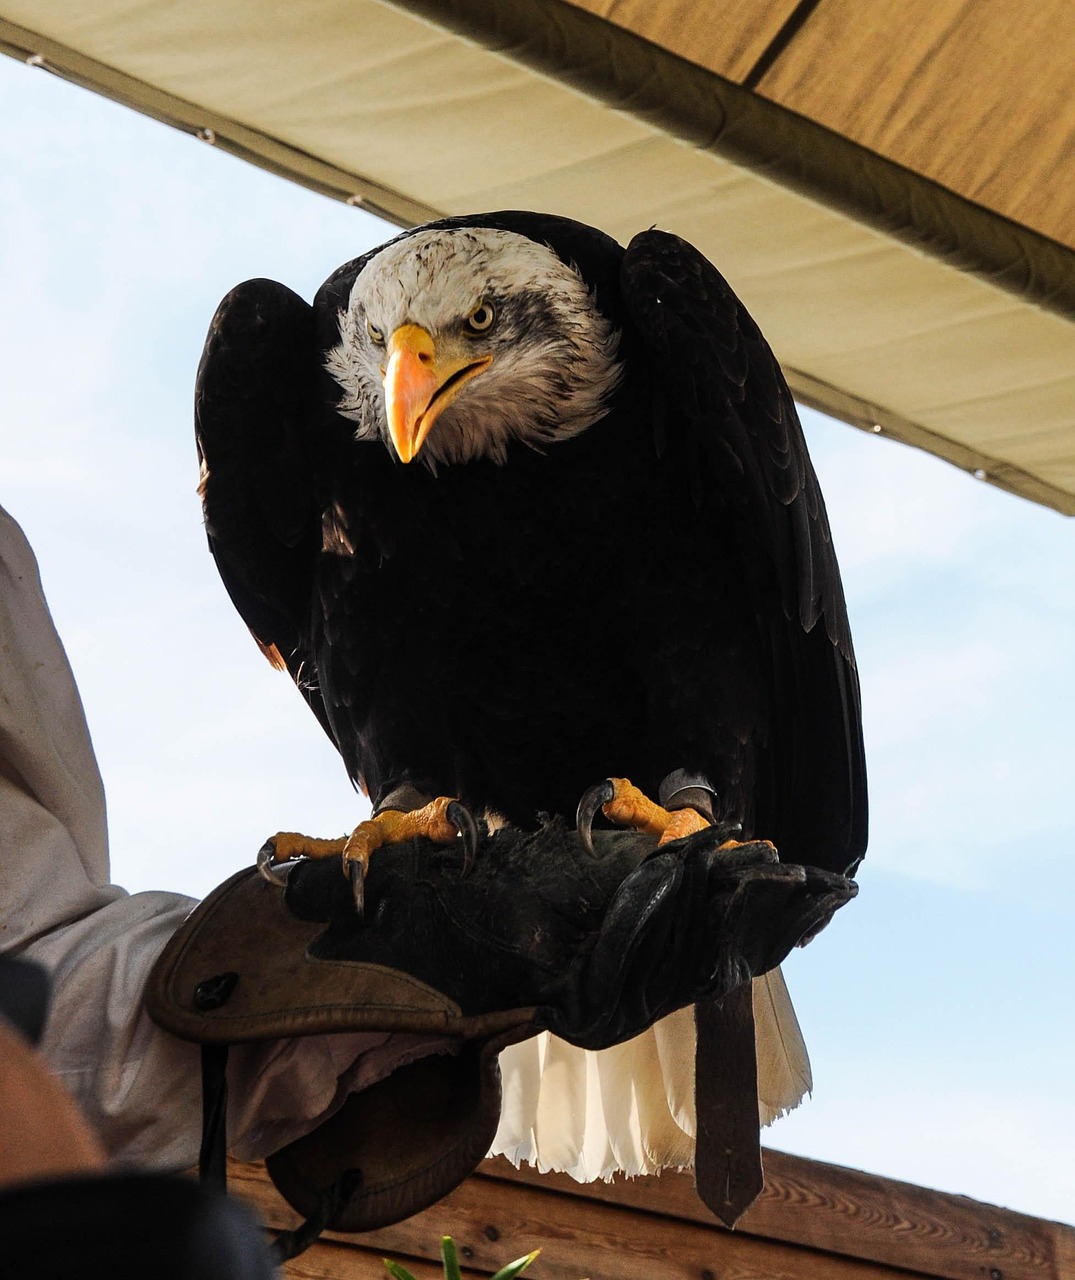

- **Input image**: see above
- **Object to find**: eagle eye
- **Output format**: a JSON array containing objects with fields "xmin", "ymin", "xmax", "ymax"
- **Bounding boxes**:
[
  {"xmin": 365, "ymin": 317, "xmax": 384, "ymax": 345},
  {"xmin": 465, "ymin": 301, "xmax": 496, "ymax": 334}
]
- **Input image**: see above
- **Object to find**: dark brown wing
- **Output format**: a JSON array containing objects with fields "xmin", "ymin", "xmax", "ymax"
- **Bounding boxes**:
[
  {"xmin": 194, "ymin": 278, "xmax": 333, "ymax": 741},
  {"xmin": 621, "ymin": 230, "xmax": 867, "ymax": 874}
]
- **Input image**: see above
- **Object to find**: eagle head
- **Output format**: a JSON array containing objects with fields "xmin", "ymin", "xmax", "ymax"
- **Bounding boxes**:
[{"xmin": 325, "ymin": 226, "xmax": 622, "ymax": 466}]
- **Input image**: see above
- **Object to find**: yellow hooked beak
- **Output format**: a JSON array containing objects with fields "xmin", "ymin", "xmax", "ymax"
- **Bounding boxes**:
[{"xmin": 383, "ymin": 324, "xmax": 492, "ymax": 463}]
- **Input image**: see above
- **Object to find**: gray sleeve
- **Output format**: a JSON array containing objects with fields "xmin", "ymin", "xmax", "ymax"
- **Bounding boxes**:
[{"xmin": 2, "ymin": 505, "xmax": 441, "ymax": 1170}]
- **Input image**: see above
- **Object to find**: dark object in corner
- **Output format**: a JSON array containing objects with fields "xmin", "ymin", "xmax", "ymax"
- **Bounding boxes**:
[{"xmin": 0, "ymin": 1172, "xmax": 274, "ymax": 1279}]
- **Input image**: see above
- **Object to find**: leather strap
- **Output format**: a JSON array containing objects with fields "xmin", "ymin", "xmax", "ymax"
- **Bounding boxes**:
[
  {"xmin": 694, "ymin": 985, "xmax": 764, "ymax": 1227},
  {"xmin": 198, "ymin": 1043, "xmax": 229, "ymax": 1192}
]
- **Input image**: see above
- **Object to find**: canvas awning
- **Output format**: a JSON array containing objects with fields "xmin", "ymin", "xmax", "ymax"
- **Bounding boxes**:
[{"xmin": 3, "ymin": 0, "xmax": 1073, "ymax": 513}]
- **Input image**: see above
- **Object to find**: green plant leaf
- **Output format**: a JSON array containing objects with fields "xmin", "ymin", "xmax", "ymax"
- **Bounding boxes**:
[
  {"xmin": 490, "ymin": 1248, "xmax": 541, "ymax": 1279},
  {"xmin": 440, "ymin": 1236, "xmax": 464, "ymax": 1280},
  {"xmin": 385, "ymin": 1236, "xmax": 540, "ymax": 1280}
]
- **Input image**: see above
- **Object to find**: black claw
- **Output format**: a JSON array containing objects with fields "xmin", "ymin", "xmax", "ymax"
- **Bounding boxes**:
[
  {"xmin": 576, "ymin": 778, "xmax": 615, "ymax": 858},
  {"xmin": 256, "ymin": 840, "xmax": 289, "ymax": 888},
  {"xmin": 447, "ymin": 800, "xmax": 478, "ymax": 877},
  {"xmin": 348, "ymin": 859, "xmax": 366, "ymax": 916}
]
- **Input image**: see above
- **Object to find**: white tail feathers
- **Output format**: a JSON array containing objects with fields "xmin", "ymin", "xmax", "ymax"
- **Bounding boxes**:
[
  {"xmin": 755, "ymin": 965, "xmax": 813, "ymax": 1126},
  {"xmin": 490, "ymin": 967, "xmax": 810, "ymax": 1181}
]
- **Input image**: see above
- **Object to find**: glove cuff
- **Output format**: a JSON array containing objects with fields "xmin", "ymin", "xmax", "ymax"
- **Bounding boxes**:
[{"xmin": 146, "ymin": 867, "xmax": 537, "ymax": 1231}]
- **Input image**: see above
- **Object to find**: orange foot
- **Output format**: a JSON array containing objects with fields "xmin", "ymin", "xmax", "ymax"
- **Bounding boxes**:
[
  {"xmin": 576, "ymin": 776, "xmax": 713, "ymax": 856},
  {"xmin": 576, "ymin": 775, "xmax": 773, "ymax": 860},
  {"xmin": 257, "ymin": 796, "xmax": 477, "ymax": 913}
]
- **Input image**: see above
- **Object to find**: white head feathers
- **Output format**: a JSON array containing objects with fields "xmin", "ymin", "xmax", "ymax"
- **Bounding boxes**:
[{"xmin": 325, "ymin": 226, "xmax": 622, "ymax": 466}]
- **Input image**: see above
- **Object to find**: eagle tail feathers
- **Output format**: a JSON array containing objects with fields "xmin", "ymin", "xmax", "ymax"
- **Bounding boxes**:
[{"xmin": 490, "ymin": 967, "xmax": 809, "ymax": 1181}]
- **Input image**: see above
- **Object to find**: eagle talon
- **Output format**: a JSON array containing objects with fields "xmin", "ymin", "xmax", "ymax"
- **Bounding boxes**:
[
  {"xmin": 576, "ymin": 778, "xmax": 616, "ymax": 858},
  {"xmin": 256, "ymin": 839, "xmax": 292, "ymax": 888},
  {"xmin": 348, "ymin": 858, "xmax": 366, "ymax": 915},
  {"xmin": 446, "ymin": 800, "xmax": 479, "ymax": 877}
]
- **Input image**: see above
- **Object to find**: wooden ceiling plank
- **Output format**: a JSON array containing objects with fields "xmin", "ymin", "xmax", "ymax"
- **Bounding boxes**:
[
  {"xmin": 740, "ymin": 0, "xmax": 826, "ymax": 90},
  {"xmin": 565, "ymin": 0, "xmax": 802, "ymax": 83},
  {"xmin": 754, "ymin": 0, "xmax": 1075, "ymax": 248}
]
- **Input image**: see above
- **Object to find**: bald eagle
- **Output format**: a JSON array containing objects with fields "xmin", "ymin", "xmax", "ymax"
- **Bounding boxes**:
[{"xmin": 195, "ymin": 211, "xmax": 866, "ymax": 1179}]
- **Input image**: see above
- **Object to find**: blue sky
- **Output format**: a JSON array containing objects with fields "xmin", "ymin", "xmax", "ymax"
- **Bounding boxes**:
[{"xmin": 1, "ymin": 55, "xmax": 1072, "ymax": 1223}]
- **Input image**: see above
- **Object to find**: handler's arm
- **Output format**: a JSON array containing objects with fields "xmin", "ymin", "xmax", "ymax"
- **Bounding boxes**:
[{"xmin": 1, "ymin": 506, "xmax": 430, "ymax": 1170}]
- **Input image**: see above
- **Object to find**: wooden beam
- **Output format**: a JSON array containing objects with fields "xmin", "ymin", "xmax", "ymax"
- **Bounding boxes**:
[
  {"xmin": 283, "ymin": 1237, "xmax": 452, "ymax": 1279},
  {"xmin": 234, "ymin": 1160, "xmax": 929, "ymax": 1280},
  {"xmin": 226, "ymin": 1153, "xmax": 1075, "ymax": 1280},
  {"xmin": 481, "ymin": 1153, "xmax": 1065, "ymax": 1280}
]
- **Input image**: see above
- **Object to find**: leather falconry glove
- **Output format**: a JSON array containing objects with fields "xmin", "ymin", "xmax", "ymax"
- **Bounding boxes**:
[{"xmin": 146, "ymin": 821, "xmax": 855, "ymax": 1240}]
